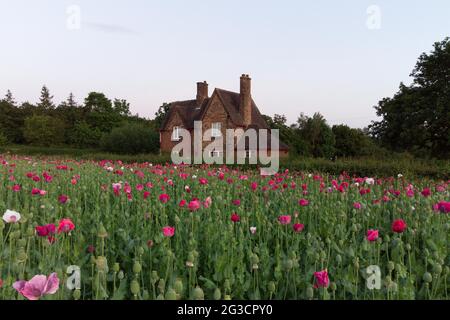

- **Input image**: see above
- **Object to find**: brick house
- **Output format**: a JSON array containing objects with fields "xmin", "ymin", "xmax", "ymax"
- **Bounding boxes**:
[{"xmin": 160, "ymin": 75, "xmax": 289, "ymax": 158}]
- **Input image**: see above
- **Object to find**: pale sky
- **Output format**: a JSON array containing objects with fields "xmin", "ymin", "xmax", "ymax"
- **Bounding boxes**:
[{"xmin": 0, "ymin": 0, "xmax": 449, "ymax": 128}]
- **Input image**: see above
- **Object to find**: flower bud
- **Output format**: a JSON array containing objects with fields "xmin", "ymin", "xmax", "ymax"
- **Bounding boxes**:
[
  {"xmin": 174, "ymin": 278, "xmax": 183, "ymax": 295},
  {"xmin": 432, "ymin": 264, "xmax": 442, "ymax": 275},
  {"xmin": 97, "ymin": 224, "xmax": 108, "ymax": 238},
  {"xmin": 113, "ymin": 263, "xmax": 120, "ymax": 273},
  {"xmin": 306, "ymin": 286, "xmax": 314, "ymax": 299},
  {"xmin": 387, "ymin": 261, "xmax": 395, "ymax": 271},
  {"xmin": 158, "ymin": 279, "xmax": 166, "ymax": 294},
  {"xmin": 118, "ymin": 270, "xmax": 124, "ymax": 280},
  {"xmin": 268, "ymin": 281, "xmax": 276, "ymax": 293}
]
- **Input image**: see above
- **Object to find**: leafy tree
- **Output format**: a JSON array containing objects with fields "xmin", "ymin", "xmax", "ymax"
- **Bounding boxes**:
[
  {"xmin": 295, "ymin": 113, "xmax": 335, "ymax": 158},
  {"xmin": 23, "ymin": 115, "xmax": 65, "ymax": 146},
  {"xmin": 370, "ymin": 37, "xmax": 450, "ymax": 158},
  {"xmin": 154, "ymin": 103, "xmax": 170, "ymax": 129},
  {"xmin": 332, "ymin": 124, "xmax": 376, "ymax": 157},
  {"xmin": 68, "ymin": 121, "xmax": 102, "ymax": 148},
  {"xmin": 0, "ymin": 131, "xmax": 9, "ymax": 146},
  {"xmin": 113, "ymin": 99, "xmax": 131, "ymax": 116},
  {"xmin": 83, "ymin": 92, "xmax": 120, "ymax": 133},
  {"xmin": 100, "ymin": 124, "xmax": 159, "ymax": 154}
]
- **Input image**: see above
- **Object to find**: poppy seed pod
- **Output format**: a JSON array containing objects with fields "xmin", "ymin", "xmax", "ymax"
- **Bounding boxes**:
[
  {"xmin": 130, "ymin": 280, "xmax": 140, "ymax": 295},
  {"xmin": 133, "ymin": 261, "xmax": 142, "ymax": 274},
  {"xmin": 96, "ymin": 256, "xmax": 108, "ymax": 272},
  {"xmin": 97, "ymin": 224, "xmax": 108, "ymax": 238},
  {"xmin": 165, "ymin": 288, "xmax": 177, "ymax": 300},
  {"xmin": 193, "ymin": 286, "xmax": 204, "ymax": 300},
  {"xmin": 113, "ymin": 263, "xmax": 120, "ymax": 273},
  {"xmin": 268, "ymin": 281, "xmax": 276, "ymax": 293},
  {"xmin": 387, "ymin": 261, "xmax": 395, "ymax": 272},
  {"xmin": 213, "ymin": 288, "xmax": 221, "ymax": 300},
  {"xmin": 118, "ymin": 271, "xmax": 124, "ymax": 280},
  {"xmin": 423, "ymin": 272, "xmax": 432, "ymax": 283},
  {"xmin": 224, "ymin": 295, "xmax": 231, "ymax": 300},
  {"xmin": 73, "ymin": 289, "xmax": 81, "ymax": 300},
  {"xmin": 432, "ymin": 264, "xmax": 442, "ymax": 275},
  {"xmin": 158, "ymin": 279, "xmax": 166, "ymax": 294},
  {"xmin": 174, "ymin": 279, "xmax": 183, "ymax": 294}
]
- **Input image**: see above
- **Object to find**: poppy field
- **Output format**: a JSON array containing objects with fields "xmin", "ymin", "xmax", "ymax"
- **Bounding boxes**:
[{"xmin": 0, "ymin": 155, "xmax": 449, "ymax": 300}]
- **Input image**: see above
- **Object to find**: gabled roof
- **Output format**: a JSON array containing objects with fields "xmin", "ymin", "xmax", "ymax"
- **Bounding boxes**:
[{"xmin": 160, "ymin": 88, "xmax": 289, "ymax": 150}]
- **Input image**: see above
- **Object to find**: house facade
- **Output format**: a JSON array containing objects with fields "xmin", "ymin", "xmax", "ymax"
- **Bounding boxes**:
[{"xmin": 160, "ymin": 75, "xmax": 289, "ymax": 159}]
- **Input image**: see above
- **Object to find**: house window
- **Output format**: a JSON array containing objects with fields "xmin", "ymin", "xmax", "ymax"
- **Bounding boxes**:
[
  {"xmin": 172, "ymin": 126, "xmax": 181, "ymax": 141},
  {"xmin": 210, "ymin": 150, "xmax": 222, "ymax": 158},
  {"xmin": 211, "ymin": 122, "xmax": 222, "ymax": 137}
]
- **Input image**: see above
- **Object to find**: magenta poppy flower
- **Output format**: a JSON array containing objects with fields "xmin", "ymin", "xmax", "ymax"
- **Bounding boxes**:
[
  {"xmin": 293, "ymin": 223, "xmax": 305, "ymax": 233},
  {"xmin": 231, "ymin": 213, "xmax": 240, "ymax": 223},
  {"xmin": 251, "ymin": 182, "xmax": 258, "ymax": 191},
  {"xmin": 12, "ymin": 185, "xmax": 21, "ymax": 192},
  {"xmin": 57, "ymin": 218, "xmax": 75, "ymax": 233},
  {"xmin": 366, "ymin": 229, "xmax": 379, "ymax": 242},
  {"xmin": 199, "ymin": 178, "xmax": 208, "ymax": 185},
  {"xmin": 13, "ymin": 273, "xmax": 59, "ymax": 300},
  {"xmin": 35, "ymin": 224, "xmax": 56, "ymax": 237},
  {"xmin": 58, "ymin": 195, "xmax": 69, "ymax": 204},
  {"xmin": 232, "ymin": 199, "xmax": 241, "ymax": 206},
  {"xmin": 278, "ymin": 215, "xmax": 292, "ymax": 225},
  {"xmin": 353, "ymin": 202, "xmax": 362, "ymax": 210},
  {"xmin": 391, "ymin": 219, "xmax": 407, "ymax": 233},
  {"xmin": 435, "ymin": 201, "xmax": 450, "ymax": 213},
  {"xmin": 162, "ymin": 226, "xmax": 175, "ymax": 237},
  {"xmin": 159, "ymin": 194, "xmax": 170, "ymax": 203},
  {"xmin": 179, "ymin": 199, "xmax": 187, "ymax": 207},
  {"xmin": 313, "ymin": 269, "xmax": 330, "ymax": 288},
  {"xmin": 421, "ymin": 188, "xmax": 431, "ymax": 197}
]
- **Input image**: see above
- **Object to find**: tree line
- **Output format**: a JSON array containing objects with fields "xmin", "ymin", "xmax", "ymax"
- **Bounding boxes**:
[{"xmin": 1, "ymin": 37, "xmax": 448, "ymax": 158}]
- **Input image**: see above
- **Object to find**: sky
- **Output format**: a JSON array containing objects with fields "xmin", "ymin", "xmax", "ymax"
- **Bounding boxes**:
[{"xmin": 0, "ymin": 0, "xmax": 449, "ymax": 128}]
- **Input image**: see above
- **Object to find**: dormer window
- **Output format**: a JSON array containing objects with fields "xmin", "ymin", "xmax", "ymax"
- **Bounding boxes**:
[
  {"xmin": 172, "ymin": 126, "xmax": 181, "ymax": 141},
  {"xmin": 212, "ymin": 122, "xmax": 222, "ymax": 137}
]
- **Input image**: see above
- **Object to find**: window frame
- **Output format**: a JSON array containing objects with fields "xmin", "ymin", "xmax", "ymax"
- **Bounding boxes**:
[
  {"xmin": 211, "ymin": 122, "xmax": 222, "ymax": 137},
  {"xmin": 171, "ymin": 126, "xmax": 181, "ymax": 141}
]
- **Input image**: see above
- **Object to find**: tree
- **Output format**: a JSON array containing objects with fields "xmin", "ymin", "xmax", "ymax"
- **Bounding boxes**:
[
  {"xmin": 37, "ymin": 85, "xmax": 55, "ymax": 110},
  {"xmin": 113, "ymin": 99, "xmax": 131, "ymax": 116},
  {"xmin": 370, "ymin": 37, "xmax": 450, "ymax": 158},
  {"xmin": 154, "ymin": 103, "xmax": 170, "ymax": 129},
  {"xmin": 23, "ymin": 115, "xmax": 65, "ymax": 146},
  {"xmin": 3, "ymin": 90, "xmax": 16, "ymax": 106},
  {"xmin": 332, "ymin": 124, "xmax": 375, "ymax": 157},
  {"xmin": 83, "ymin": 92, "xmax": 119, "ymax": 133},
  {"xmin": 294, "ymin": 113, "xmax": 336, "ymax": 158}
]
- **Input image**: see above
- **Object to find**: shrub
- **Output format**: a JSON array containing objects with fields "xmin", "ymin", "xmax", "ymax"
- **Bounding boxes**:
[
  {"xmin": 68, "ymin": 121, "xmax": 102, "ymax": 148},
  {"xmin": 0, "ymin": 131, "xmax": 9, "ymax": 146},
  {"xmin": 100, "ymin": 124, "xmax": 159, "ymax": 154}
]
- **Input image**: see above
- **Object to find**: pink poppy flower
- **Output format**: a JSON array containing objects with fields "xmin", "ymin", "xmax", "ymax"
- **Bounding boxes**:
[
  {"xmin": 435, "ymin": 201, "xmax": 450, "ymax": 213},
  {"xmin": 278, "ymin": 215, "xmax": 292, "ymax": 225},
  {"xmin": 293, "ymin": 223, "xmax": 305, "ymax": 233},
  {"xmin": 313, "ymin": 269, "xmax": 329, "ymax": 288},
  {"xmin": 179, "ymin": 199, "xmax": 187, "ymax": 207},
  {"xmin": 299, "ymin": 199, "xmax": 309, "ymax": 206},
  {"xmin": 199, "ymin": 178, "xmax": 208, "ymax": 185},
  {"xmin": 12, "ymin": 185, "xmax": 21, "ymax": 192},
  {"xmin": 188, "ymin": 199, "xmax": 201, "ymax": 211},
  {"xmin": 31, "ymin": 188, "xmax": 41, "ymax": 195},
  {"xmin": 203, "ymin": 196, "xmax": 212, "ymax": 208},
  {"xmin": 353, "ymin": 202, "xmax": 362, "ymax": 209},
  {"xmin": 162, "ymin": 226, "xmax": 175, "ymax": 237},
  {"xmin": 366, "ymin": 229, "xmax": 379, "ymax": 242},
  {"xmin": 13, "ymin": 273, "xmax": 59, "ymax": 300},
  {"xmin": 251, "ymin": 182, "xmax": 258, "ymax": 191},
  {"xmin": 391, "ymin": 219, "xmax": 407, "ymax": 233},
  {"xmin": 136, "ymin": 184, "xmax": 144, "ymax": 191},
  {"xmin": 57, "ymin": 218, "xmax": 75, "ymax": 233},
  {"xmin": 143, "ymin": 191, "xmax": 150, "ymax": 199},
  {"xmin": 232, "ymin": 199, "xmax": 241, "ymax": 206}
]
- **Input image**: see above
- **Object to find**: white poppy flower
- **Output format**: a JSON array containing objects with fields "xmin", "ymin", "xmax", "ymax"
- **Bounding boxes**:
[
  {"xmin": 250, "ymin": 227, "xmax": 257, "ymax": 234},
  {"xmin": 3, "ymin": 210, "xmax": 21, "ymax": 223}
]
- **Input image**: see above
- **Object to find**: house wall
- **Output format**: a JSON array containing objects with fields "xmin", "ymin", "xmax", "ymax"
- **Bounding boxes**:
[{"xmin": 160, "ymin": 111, "xmax": 185, "ymax": 152}]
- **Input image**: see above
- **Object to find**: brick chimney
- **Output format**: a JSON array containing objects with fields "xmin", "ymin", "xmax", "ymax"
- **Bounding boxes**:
[
  {"xmin": 240, "ymin": 74, "xmax": 252, "ymax": 126},
  {"xmin": 196, "ymin": 81, "xmax": 208, "ymax": 106}
]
